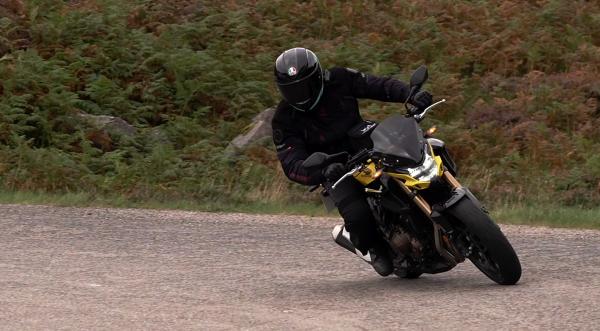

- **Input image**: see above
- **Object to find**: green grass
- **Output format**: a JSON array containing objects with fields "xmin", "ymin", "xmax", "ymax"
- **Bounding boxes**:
[
  {"xmin": 1, "ymin": 190, "xmax": 598, "ymax": 229},
  {"xmin": 492, "ymin": 205, "xmax": 600, "ymax": 230},
  {"xmin": 0, "ymin": 190, "xmax": 332, "ymax": 216}
]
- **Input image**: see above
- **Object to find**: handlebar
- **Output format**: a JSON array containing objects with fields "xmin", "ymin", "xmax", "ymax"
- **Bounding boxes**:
[
  {"xmin": 305, "ymin": 95, "xmax": 447, "ymax": 194},
  {"xmin": 413, "ymin": 99, "xmax": 447, "ymax": 122},
  {"xmin": 331, "ymin": 165, "xmax": 362, "ymax": 189}
]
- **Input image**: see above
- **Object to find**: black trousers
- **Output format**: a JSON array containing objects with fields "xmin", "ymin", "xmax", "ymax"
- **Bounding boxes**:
[{"xmin": 327, "ymin": 177, "xmax": 380, "ymax": 254}]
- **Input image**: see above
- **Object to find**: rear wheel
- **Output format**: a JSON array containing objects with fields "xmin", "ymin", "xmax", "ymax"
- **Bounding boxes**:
[{"xmin": 447, "ymin": 198, "xmax": 521, "ymax": 285}]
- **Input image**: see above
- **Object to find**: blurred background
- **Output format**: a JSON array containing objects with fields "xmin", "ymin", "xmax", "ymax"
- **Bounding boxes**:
[{"xmin": 0, "ymin": 0, "xmax": 599, "ymax": 219}]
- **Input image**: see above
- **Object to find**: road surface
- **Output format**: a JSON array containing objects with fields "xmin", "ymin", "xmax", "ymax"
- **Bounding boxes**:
[{"xmin": 0, "ymin": 204, "xmax": 599, "ymax": 330}]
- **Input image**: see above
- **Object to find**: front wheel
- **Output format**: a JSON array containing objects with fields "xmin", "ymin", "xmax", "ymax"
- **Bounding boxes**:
[{"xmin": 447, "ymin": 198, "xmax": 522, "ymax": 285}]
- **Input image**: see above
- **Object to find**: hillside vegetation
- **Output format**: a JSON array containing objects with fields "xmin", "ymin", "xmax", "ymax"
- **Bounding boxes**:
[{"xmin": 0, "ymin": 0, "xmax": 599, "ymax": 208}]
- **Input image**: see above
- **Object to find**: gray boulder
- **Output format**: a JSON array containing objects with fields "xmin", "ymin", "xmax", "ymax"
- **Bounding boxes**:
[
  {"xmin": 77, "ymin": 112, "xmax": 137, "ymax": 137},
  {"xmin": 225, "ymin": 107, "xmax": 275, "ymax": 158}
]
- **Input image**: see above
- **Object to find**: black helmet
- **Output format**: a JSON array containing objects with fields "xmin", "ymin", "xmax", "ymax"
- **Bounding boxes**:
[{"xmin": 274, "ymin": 48, "xmax": 324, "ymax": 112}]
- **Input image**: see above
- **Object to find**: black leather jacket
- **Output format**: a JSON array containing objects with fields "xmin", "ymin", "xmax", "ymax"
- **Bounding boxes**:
[{"xmin": 271, "ymin": 67, "xmax": 411, "ymax": 185}]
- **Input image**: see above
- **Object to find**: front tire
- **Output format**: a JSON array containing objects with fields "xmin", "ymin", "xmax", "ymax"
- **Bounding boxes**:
[{"xmin": 447, "ymin": 198, "xmax": 522, "ymax": 285}]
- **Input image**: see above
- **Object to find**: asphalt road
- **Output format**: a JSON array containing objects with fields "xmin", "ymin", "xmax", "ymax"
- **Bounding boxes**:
[{"xmin": 1, "ymin": 204, "xmax": 599, "ymax": 330}]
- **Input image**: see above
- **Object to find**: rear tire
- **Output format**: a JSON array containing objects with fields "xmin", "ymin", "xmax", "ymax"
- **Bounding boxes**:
[{"xmin": 447, "ymin": 198, "xmax": 521, "ymax": 285}]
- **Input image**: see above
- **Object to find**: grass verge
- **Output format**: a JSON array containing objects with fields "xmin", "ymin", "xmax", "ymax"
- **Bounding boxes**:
[
  {"xmin": 0, "ymin": 190, "xmax": 331, "ymax": 217},
  {"xmin": 0, "ymin": 191, "xmax": 598, "ymax": 229},
  {"xmin": 492, "ymin": 204, "xmax": 600, "ymax": 230}
]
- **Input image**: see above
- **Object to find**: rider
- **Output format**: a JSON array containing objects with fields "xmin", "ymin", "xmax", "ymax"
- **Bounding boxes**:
[{"xmin": 271, "ymin": 47, "xmax": 433, "ymax": 276}]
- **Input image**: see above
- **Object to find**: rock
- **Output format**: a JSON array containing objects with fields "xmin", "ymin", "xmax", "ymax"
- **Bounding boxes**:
[
  {"xmin": 77, "ymin": 112, "xmax": 137, "ymax": 137},
  {"xmin": 225, "ymin": 107, "xmax": 275, "ymax": 158}
]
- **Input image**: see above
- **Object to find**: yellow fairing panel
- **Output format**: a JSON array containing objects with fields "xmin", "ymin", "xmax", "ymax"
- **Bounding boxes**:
[{"xmin": 352, "ymin": 145, "xmax": 444, "ymax": 190}]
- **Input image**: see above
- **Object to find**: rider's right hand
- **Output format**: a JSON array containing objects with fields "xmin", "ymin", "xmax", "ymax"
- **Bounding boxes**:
[{"xmin": 322, "ymin": 163, "xmax": 346, "ymax": 182}]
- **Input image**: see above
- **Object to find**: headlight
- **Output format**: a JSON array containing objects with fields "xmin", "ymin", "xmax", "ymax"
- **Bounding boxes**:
[{"xmin": 407, "ymin": 152, "xmax": 439, "ymax": 182}]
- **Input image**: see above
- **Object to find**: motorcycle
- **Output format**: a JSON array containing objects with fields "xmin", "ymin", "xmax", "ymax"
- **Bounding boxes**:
[{"xmin": 302, "ymin": 66, "xmax": 521, "ymax": 285}]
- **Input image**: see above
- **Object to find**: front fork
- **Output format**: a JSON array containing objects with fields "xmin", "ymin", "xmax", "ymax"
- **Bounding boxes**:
[
  {"xmin": 393, "ymin": 171, "xmax": 465, "ymax": 265},
  {"xmin": 394, "ymin": 171, "xmax": 461, "ymax": 215}
]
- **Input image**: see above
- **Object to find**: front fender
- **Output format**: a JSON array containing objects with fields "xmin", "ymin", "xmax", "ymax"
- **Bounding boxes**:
[
  {"xmin": 430, "ymin": 186, "xmax": 485, "ymax": 231},
  {"xmin": 434, "ymin": 187, "xmax": 484, "ymax": 212}
]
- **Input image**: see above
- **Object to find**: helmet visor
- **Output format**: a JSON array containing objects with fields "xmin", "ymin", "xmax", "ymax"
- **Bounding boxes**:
[{"xmin": 277, "ymin": 69, "xmax": 323, "ymax": 111}]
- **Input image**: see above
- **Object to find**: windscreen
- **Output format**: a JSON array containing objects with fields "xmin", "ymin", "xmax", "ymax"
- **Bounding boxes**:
[{"xmin": 370, "ymin": 115, "xmax": 424, "ymax": 167}]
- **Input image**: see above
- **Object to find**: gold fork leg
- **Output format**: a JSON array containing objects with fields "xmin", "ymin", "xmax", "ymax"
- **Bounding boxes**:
[{"xmin": 443, "ymin": 171, "xmax": 462, "ymax": 189}]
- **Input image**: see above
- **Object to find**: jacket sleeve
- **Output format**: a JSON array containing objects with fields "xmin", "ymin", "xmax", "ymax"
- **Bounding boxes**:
[
  {"xmin": 272, "ymin": 117, "xmax": 323, "ymax": 186},
  {"xmin": 344, "ymin": 68, "xmax": 411, "ymax": 102}
]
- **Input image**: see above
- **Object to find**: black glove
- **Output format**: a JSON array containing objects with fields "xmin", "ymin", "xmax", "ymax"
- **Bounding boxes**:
[
  {"xmin": 409, "ymin": 90, "xmax": 433, "ymax": 114},
  {"xmin": 322, "ymin": 163, "xmax": 346, "ymax": 182}
]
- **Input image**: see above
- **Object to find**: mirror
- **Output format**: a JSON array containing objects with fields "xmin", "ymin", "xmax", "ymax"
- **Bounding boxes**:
[
  {"xmin": 302, "ymin": 152, "xmax": 329, "ymax": 169},
  {"xmin": 410, "ymin": 65, "xmax": 428, "ymax": 88}
]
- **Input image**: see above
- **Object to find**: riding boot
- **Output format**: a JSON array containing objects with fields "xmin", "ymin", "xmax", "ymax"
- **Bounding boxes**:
[{"xmin": 332, "ymin": 224, "xmax": 393, "ymax": 277}]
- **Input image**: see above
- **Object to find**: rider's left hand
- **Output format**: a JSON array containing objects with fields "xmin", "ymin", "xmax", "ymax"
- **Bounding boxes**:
[{"xmin": 409, "ymin": 90, "xmax": 433, "ymax": 114}]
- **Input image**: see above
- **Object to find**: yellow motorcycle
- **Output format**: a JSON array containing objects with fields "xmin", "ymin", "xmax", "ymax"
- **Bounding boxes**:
[{"xmin": 303, "ymin": 66, "xmax": 521, "ymax": 285}]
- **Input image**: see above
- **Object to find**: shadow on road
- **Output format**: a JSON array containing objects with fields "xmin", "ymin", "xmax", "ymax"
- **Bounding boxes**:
[{"xmin": 292, "ymin": 272, "xmax": 523, "ymax": 300}]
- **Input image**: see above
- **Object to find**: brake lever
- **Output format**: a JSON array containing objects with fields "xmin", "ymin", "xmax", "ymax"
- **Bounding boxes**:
[
  {"xmin": 414, "ymin": 99, "xmax": 447, "ymax": 122},
  {"xmin": 331, "ymin": 166, "xmax": 362, "ymax": 190}
]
